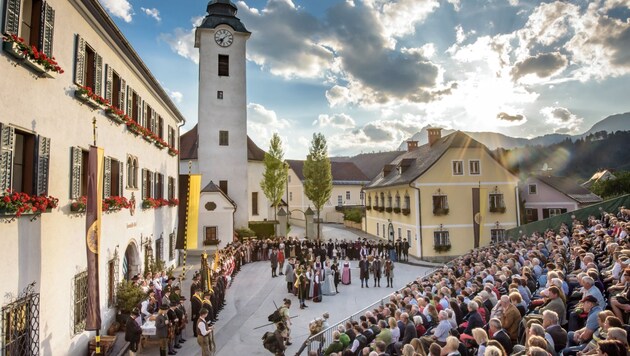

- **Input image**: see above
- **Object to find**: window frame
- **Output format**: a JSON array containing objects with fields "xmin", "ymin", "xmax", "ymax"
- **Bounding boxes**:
[
  {"xmin": 219, "ymin": 130, "xmax": 229, "ymax": 146},
  {"xmin": 73, "ymin": 270, "xmax": 88, "ymax": 334},
  {"xmin": 376, "ymin": 222, "xmax": 379, "ymax": 236},
  {"xmin": 218, "ymin": 54, "xmax": 229, "ymax": 76},
  {"xmin": 469, "ymin": 160, "xmax": 480, "ymax": 175},
  {"xmin": 491, "ymin": 229, "xmax": 506, "ymax": 243},
  {"xmin": 433, "ymin": 231, "xmax": 450, "ymax": 247},
  {"xmin": 452, "ymin": 160, "xmax": 464, "ymax": 176},
  {"xmin": 204, "ymin": 226, "xmax": 219, "ymax": 246},
  {"xmin": 219, "ymin": 180, "xmax": 228, "ymax": 195},
  {"xmin": 528, "ymin": 184, "xmax": 537, "ymax": 195},
  {"xmin": 252, "ymin": 191, "xmax": 259, "ymax": 216}
]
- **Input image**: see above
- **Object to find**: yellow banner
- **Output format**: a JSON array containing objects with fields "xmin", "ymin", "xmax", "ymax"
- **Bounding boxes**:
[{"xmin": 185, "ymin": 174, "xmax": 201, "ymax": 249}]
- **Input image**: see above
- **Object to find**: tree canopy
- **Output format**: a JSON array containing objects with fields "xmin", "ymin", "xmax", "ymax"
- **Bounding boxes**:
[{"xmin": 303, "ymin": 133, "xmax": 332, "ymax": 240}]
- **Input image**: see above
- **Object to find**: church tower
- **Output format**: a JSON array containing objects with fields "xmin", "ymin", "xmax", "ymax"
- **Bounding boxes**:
[{"xmin": 195, "ymin": 0, "xmax": 250, "ymax": 229}]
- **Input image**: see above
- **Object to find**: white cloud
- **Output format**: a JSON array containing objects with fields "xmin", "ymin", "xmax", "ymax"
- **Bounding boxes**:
[
  {"xmin": 247, "ymin": 103, "xmax": 291, "ymax": 145},
  {"xmin": 367, "ymin": 0, "xmax": 441, "ymax": 40},
  {"xmin": 99, "ymin": 0, "xmax": 133, "ymax": 23},
  {"xmin": 166, "ymin": 89, "xmax": 183, "ymax": 104},
  {"xmin": 313, "ymin": 113, "xmax": 356, "ymax": 129},
  {"xmin": 447, "ymin": 0, "xmax": 461, "ymax": 12},
  {"xmin": 141, "ymin": 7, "xmax": 161, "ymax": 22},
  {"xmin": 159, "ymin": 16, "xmax": 204, "ymax": 64},
  {"xmin": 540, "ymin": 107, "xmax": 584, "ymax": 134}
]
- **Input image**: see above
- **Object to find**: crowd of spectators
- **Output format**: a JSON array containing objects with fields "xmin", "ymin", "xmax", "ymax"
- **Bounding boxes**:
[{"xmin": 312, "ymin": 207, "xmax": 630, "ymax": 356}]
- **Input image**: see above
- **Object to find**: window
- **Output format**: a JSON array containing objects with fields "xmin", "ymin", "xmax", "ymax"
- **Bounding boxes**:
[
  {"xmin": 169, "ymin": 232, "xmax": 176, "ymax": 261},
  {"xmin": 469, "ymin": 160, "xmax": 480, "ymax": 175},
  {"xmin": 252, "ymin": 191, "xmax": 259, "ymax": 215},
  {"xmin": 382, "ymin": 224, "xmax": 385, "ymax": 238},
  {"xmin": 5, "ymin": 0, "xmax": 56, "ymax": 58},
  {"xmin": 407, "ymin": 230, "xmax": 411, "ymax": 241},
  {"xmin": 398, "ymin": 227, "xmax": 402, "ymax": 239},
  {"xmin": 380, "ymin": 192, "xmax": 385, "ymax": 207},
  {"xmin": 491, "ymin": 229, "xmax": 506, "ymax": 243},
  {"xmin": 360, "ymin": 191, "xmax": 364, "ymax": 201},
  {"xmin": 219, "ymin": 180, "xmax": 228, "ymax": 195},
  {"xmin": 105, "ymin": 67, "xmax": 126, "ymax": 111},
  {"xmin": 155, "ymin": 173, "xmax": 164, "ymax": 200},
  {"xmin": 103, "ymin": 157, "xmax": 123, "ymax": 198},
  {"xmin": 543, "ymin": 208, "xmax": 567, "ymax": 219},
  {"xmin": 337, "ymin": 195, "xmax": 342, "ymax": 207},
  {"xmin": 404, "ymin": 195, "xmax": 410, "ymax": 210},
  {"xmin": 432, "ymin": 194, "xmax": 449, "ymax": 215},
  {"xmin": 217, "ymin": 91, "xmax": 223, "ymax": 99},
  {"xmin": 3, "ymin": 127, "xmax": 50, "ymax": 196},
  {"xmin": 489, "ymin": 193, "xmax": 505, "ymax": 213},
  {"xmin": 144, "ymin": 105, "xmax": 153, "ymax": 132},
  {"xmin": 168, "ymin": 126, "xmax": 176, "ymax": 148},
  {"xmin": 73, "ymin": 270, "xmax": 88, "ymax": 334},
  {"xmin": 126, "ymin": 155, "xmax": 138, "ymax": 189},
  {"xmin": 525, "ymin": 208, "xmax": 538, "ymax": 223},
  {"xmin": 74, "ymin": 36, "xmax": 103, "ymax": 96},
  {"xmin": 204, "ymin": 226, "xmax": 219, "ymax": 245},
  {"xmin": 376, "ymin": 223, "xmax": 379, "ymax": 236},
  {"xmin": 1, "ymin": 285, "xmax": 40, "ymax": 355},
  {"xmin": 528, "ymin": 184, "xmax": 537, "ymax": 195},
  {"xmin": 155, "ymin": 237, "xmax": 164, "ymax": 263},
  {"xmin": 367, "ymin": 195, "xmax": 372, "ymax": 208},
  {"xmin": 288, "ymin": 175, "xmax": 291, "ymax": 183},
  {"xmin": 433, "ymin": 231, "xmax": 450, "ymax": 247},
  {"xmin": 168, "ymin": 176, "xmax": 175, "ymax": 200},
  {"xmin": 142, "ymin": 169, "xmax": 154, "ymax": 199},
  {"xmin": 375, "ymin": 195, "xmax": 379, "ymax": 208},
  {"xmin": 346, "ymin": 191, "xmax": 350, "ymax": 200},
  {"xmin": 129, "ymin": 90, "xmax": 140, "ymax": 123},
  {"xmin": 387, "ymin": 195, "xmax": 392, "ymax": 208},
  {"xmin": 289, "ymin": 192, "xmax": 293, "ymax": 201},
  {"xmin": 395, "ymin": 194, "xmax": 401, "ymax": 208},
  {"xmin": 452, "ymin": 161, "xmax": 464, "ymax": 175},
  {"xmin": 218, "ymin": 54, "xmax": 229, "ymax": 76},
  {"xmin": 69, "ymin": 147, "xmax": 89, "ymax": 199},
  {"xmin": 107, "ymin": 256, "xmax": 118, "ymax": 307},
  {"xmin": 219, "ymin": 130, "xmax": 229, "ymax": 146}
]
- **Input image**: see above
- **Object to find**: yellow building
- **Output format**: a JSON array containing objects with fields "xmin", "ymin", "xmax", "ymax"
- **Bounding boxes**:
[{"xmin": 364, "ymin": 129, "xmax": 520, "ymax": 261}]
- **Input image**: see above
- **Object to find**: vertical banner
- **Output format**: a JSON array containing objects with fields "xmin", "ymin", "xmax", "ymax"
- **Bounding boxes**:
[
  {"xmin": 472, "ymin": 188, "xmax": 480, "ymax": 249},
  {"xmin": 185, "ymin": 174, "xmax": 201, "ymax": 250},
  {"xmin": 86, "ymin": 146, "xmax": 104, "ymax": 331},
  {"xmin": 479, "ymin": 187, "xmax": 487, "ymax": 244}
]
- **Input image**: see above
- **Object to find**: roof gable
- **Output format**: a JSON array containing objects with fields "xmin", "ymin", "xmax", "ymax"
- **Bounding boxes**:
[
  {"xmin": 536, "ymin": 176, "xmax": 603, "ymax": 204},
  {"xmin": 286, "ymin": 160, "xmax": 369, "ymax": 183}
]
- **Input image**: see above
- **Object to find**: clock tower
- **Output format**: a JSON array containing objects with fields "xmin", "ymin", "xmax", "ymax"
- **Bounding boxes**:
[{"xmin": 195, "ymin": 0, "xmax": 250, "ymax": 229}]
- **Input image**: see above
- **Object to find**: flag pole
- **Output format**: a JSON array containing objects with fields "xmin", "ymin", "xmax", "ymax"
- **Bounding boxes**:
[{"xmin": 91, "ymin": 117, "xmax": 101, "ymax": 356}]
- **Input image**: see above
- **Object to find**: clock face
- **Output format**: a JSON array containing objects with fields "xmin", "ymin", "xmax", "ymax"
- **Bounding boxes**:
[{"xmin": 214, "ymin": 29, "xmax": 233, "ymax": 47}]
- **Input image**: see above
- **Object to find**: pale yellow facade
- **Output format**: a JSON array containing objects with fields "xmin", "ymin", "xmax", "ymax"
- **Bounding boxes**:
[{"xmin": 365, "ymin": 147, "xmax": 519, "ymax": 261}]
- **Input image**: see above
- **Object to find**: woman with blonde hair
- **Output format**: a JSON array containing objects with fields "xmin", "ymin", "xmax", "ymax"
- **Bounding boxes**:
[
  {"xmin": 389, "ymin": 317, "xmax": 400, "ymax": 344},
  {"xmin": 484, "ymin": 345, "xmax": 502, "ymax": 356},
  {"xmin": 402, "ymin": 344, "xmax": 416, "ymax": 356},
  {"xmin": 472, "ymin": 328, "xmax": 488, "ymax": 356},
  {"xmin": 441, "ymin": 336, "xmax": 461, "ymax": 356}
]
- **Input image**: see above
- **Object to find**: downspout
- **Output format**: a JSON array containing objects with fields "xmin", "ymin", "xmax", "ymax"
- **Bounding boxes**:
[{"xmin": 410, "ymin": 182, "xmax": 422, "ymax": 259}]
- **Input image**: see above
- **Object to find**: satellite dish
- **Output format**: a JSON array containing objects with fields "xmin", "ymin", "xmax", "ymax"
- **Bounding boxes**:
[{"xmin": 541, "ymin": 163, "xmax": 553, "ymax": 176}]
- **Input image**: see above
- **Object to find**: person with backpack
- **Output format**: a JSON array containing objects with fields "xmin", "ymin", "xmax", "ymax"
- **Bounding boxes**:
[{"xmin": 263, "ymin": 322, "xmax": 287, "ymax": 355}]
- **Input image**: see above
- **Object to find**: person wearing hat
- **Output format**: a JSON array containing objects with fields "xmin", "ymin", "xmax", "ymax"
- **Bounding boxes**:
[
  {"xmin": 191, "ymin": 288, "xmax": 203, "ymax": 337},
  {"xmin": 125, "ymin": 308, "xmax": 142, "ymax": 356},
  {"xmin": 156, "ymin": 304, "xmax": 172, "ymax": 355},
  {"xmin": 169, "ymin": 285, "xmax": 182, "ymax": 305},
  {"xmin": 202, "ymin": 292, "xmax": 215, "ymax": 325},
  {"xmin": 296, "ymin": 267, "xmax": 308, "ymax": 309},
  {"xmin": 167, "ymin": 302, "xmax": 181, "ymax": 353},
  {"xmin": 175, "ymin": 296, "xmax": 187, "ymax": 345},
  {"xmin": 562, "ymin": 295, "xmax": 602, "ymax": 355},
  {"xmin": 196, "ymin": 308, "xmax": 214, "ymax": 356}
]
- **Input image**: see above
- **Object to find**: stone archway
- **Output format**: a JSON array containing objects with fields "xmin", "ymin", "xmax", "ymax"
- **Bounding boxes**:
[{"xmin": 123, "ymin": 242, "xmax": 141, "ymax": 280}]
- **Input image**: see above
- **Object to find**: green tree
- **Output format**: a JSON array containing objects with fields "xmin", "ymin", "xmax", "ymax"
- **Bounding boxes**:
[
  {"xmin": 260, "ymin": 133, "xmax": 288, "ymax": 232},
  {"xmin": 591, "ymin": 171, "xmax": 630, "ymax": 199},
  {"xmin": 303, "ymin": 133, "xmax": 332, "ymax": 241}
]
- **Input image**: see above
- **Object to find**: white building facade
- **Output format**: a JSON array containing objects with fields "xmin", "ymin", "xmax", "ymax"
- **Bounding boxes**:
[{"xmin": 0, "ymin": 0, "xmax": 184, "ymax": 354}]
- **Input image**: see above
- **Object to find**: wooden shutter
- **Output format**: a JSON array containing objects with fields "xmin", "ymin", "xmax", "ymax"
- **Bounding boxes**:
[
  {"xmin": 118, "ymin": 161, "xmax": 124, "ymax": 195},
  {"xmin": 138, "ymin": 99, "xmax": 144, "ymax": 126},
  {"xmin": 105, "ymin": 65, "xmax": 113, "ymax": 103},
  {"xmin": 70, "ymin": 147, "xmax": 82, "ymax": 199},
  {"xmin": 0, "ymin": 123, "xmax": 16, "ymax": 192},
  {"xmin": 35, "ymin": 135, "xmax": 51, "ymax": 195},
  {"xmin": 141, "ymin": 169, "xmax": 147, "ymax": 199},
  {"xmin": 119, "ymin": 79, "xmax": 126, "ymax": 112},
  {"xmin": 103, "ymin": 157, "xmax": 112, "ymax": 198},
  {"xmin": 39, "ymin": 2, "xmax": 55, "ymax": 57},
  {"xmin": 74, "ymin": 35, "xmax": 86, "ymax": 86},
  {"xmin": 126, "ymin": 86, "xmax": 133, "ymax": 116},
  {"xmin": 142, "ymin": 101, "xmax": 148, "ymax": 128},
  {"xmin": 2, "ymin": 0, "xmax": 21, "ymax": 35},
  {"xmin": 542, "ymin": 209, "xmax": 550, "ymax": 219},
  {"xmin": 94, "ymin": 52, "xmax": 103, "ymax": 97}
]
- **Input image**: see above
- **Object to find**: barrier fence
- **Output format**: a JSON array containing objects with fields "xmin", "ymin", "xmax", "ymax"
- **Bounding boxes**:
[{"xmin": 300, "ymin": 265, "xmax": 449, "ymax": 355}]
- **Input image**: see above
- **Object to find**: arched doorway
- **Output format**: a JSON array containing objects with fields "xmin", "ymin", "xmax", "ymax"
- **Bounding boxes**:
[{"xmin": 123, "ymin": 242, "xmax": 140, "ymax": 280}]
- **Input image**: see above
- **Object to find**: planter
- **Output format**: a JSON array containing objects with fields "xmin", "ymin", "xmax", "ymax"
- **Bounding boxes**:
[
  {"xmin": 489, "ymin": 206, "xmax": 506, "ymax": 214},
  {"xmin": 385, "ymin": 207, "xmax": 393, "ymax": 213},
  {"xmin": 142, "ymin": 134, "xmax": 155, "ymax": 143},
  {"xmin": 74, "ymin": 90, "xmax": 102, "ymax": 108},
  {"xmin": 434, "ymin": 244, "xmax": 452, "ymax": 253},
  {"xmin": 433, "ymin": 207, "xmax": 449, "ymax": 216},
  {"xmin": 154, "ymin": 141, "xmax": 167, "ymax": 150},
  {"xmin": 23, "ymin": 57, "xmax": 56, "ymax": 78},
  {"xmin": 3, "ymin": 41, "xmax": 26, "ymax": 60},
  {"xmin": 365, "ymin": 206, "xmax": 372, "ymax": 211},
  {"xmin": 70, "ymin": 205, "xmax": 86, "ymax": 213},
  {"xmin": 127, "ymin": 124, "xmax": 142, "ymax": 136},
  {"xmin": 105, "ymin": 110, "xmax": 125, "ymax": 124},
  {"xmin": 401, "ymin": 208, "xmax": 410, "ymax": 216},
  {"xmin": 393, "ymin": 207, "xmax": 401, "ymax": 214},
  {"xmin": 376, "ymin": 206, "xmax": 384, "ymax": 212},
  {"xmin": 168, "ymin": 148, "xmax": 178, "ymax": 156}
]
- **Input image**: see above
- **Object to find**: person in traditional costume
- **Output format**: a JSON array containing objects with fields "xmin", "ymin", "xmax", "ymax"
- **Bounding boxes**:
[
  {"xmin": 342, "ymin": 257, "xmax": 352, "ymax": 285},
  {"xmin": 313, "ymin": 270, "xmax": 322, "ymax": 302}
]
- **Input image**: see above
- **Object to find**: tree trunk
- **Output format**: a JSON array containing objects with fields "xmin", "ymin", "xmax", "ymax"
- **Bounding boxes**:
[{"xmin": 317, "ymin": 209, "xmax": 321, "ymax": 242}]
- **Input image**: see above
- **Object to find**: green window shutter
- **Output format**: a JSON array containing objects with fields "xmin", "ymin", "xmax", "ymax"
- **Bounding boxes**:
[
  {"xmin": 0, "ymin": 123, "xmax": 16, "ymax": 192},
  {"xmin": 71, "ymin": 147, "xmax": 82, "ymax": 199},
  {"xmin": 118, "ymin": 161, "xmax": 124, "ymax": 196},
  {"xmin": 94, "ymin": 52, "xmax": 103, "ymax": 97},
  {"xmin": 142, "ymin": 101, "xmax": 147, "ymax": 128},
  {"xmin": 137, "ymin": 98, "xmax": 143, "ymax": 126},
  {"xmin": 141, "ymin": 169, "xmax": 147, "ymax": 200},
  {"xmin": 35, "ymin": 135, "xmax": 51, "ymax": 195},
  {"xmin": 119, "ymin": 79, "xmax": 126, "ymax": 113},
  {"xmin": 39, "ymin": 2, "xmax": 55, "ymax": 57},
  {"xmin": 2, "ymin": 0, "xmax": 21, "ymax": 35},
  {"xmin": 126, "ymin": 87, "xmax": 133, "ymax": 117},
  {"xmin": 104, "ymin": 65, "xmax": 113, "ymax": 103},
  {"xmin": 103, "ymin": 157, "xmax": 111, "ymax": 198},
  {"xmin": 74, "ymin": 35, "xmax": 86, "ymax": 86}
]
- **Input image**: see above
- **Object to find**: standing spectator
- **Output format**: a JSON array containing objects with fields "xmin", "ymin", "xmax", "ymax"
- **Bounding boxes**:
[
  {"xmin": 125, "ymin": 309, "xmax": 142, "ymax": 356},
  {"xmin": 359, "ymin": 256, "xmax": 370, "ymax": 288},
  {"xmin": 270, "ymin": 248, "xmax": 278, "ymax": 278},
  {"xmin": 196, "ymin": 308, "xmax": 213, "ymax": 356},
  {"xmin": 155, "ymin": 304, "xmax": 170, "ymax": 356},
  {"xmin": 384, "ymin": 256, "xmax": 394, "ymax": 288}
]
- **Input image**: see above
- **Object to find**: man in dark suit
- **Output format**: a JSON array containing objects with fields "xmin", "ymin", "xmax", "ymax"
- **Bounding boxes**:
[
  {"xmin": 125, "ymin": 309, "xmax": 142, "ymax": 355},
  {"xmin": 489, "ymin": 318, "xmax": 513, "ymax": 355},
  {"xmin": 190, "ymin": 288, "xmax": 203, "ymax": 337},
  {"xmin": 372, "ymin": 256, "xmax": 382, "ymax": 287},
  {"xmin": 359, "ymin": 256, "xmax": 370, "ymax": 288},
  {"xmin": 394, "ymin": 312, "xmax": 417, "ymax": 355},
  {"xmin": 270, "ymin": 248, "xmax": 278, "ymax": 277}
]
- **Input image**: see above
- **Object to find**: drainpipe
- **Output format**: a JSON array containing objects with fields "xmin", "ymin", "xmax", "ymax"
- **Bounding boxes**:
[
  {"xmin": 515, "ymin": 186, "xmax": 521, "ymax": 227},
  {"xmin": 410, "ymin": 182, "xmax": 422, "ymax": 259}
]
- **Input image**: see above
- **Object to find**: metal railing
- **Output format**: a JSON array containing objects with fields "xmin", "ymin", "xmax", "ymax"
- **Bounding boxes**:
[{"xmin": 300, "ymin": 266, "xmax": 448, "ymax": 355}]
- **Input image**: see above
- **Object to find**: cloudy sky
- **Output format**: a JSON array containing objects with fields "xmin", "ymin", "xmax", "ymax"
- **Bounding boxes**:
[{"xmin": 100, "ymin": 0, "xmax": 630, "ymax": 158}]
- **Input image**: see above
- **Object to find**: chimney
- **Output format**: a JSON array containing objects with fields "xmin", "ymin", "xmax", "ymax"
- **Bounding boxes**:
[
  {"xmin": 383, "ymin": 164, "xmax": 395, "ymax": 176},
  {"xmin": 406, "ymin": 140, "xmax": 418, "ymax": 152},
  {"xmin": 427, "ymin": 127, "xmax": 442, "ymax": 147}
]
